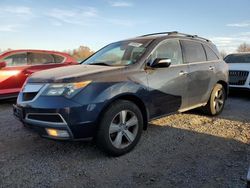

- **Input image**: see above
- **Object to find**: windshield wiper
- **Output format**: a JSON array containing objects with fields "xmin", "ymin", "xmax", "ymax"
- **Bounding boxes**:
[{"xmin": 89, "ymin": 62, "xmax": 110, "ymax": 66}]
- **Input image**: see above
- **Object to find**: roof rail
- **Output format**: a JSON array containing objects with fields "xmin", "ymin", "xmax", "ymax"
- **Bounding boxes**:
[
  {"xmin": 139, "ymin": 31, "xmax": 178, "ymax": 37},
  {"xmin": 139, "ymin": 31, "xmax": 211, "ymax": 42}
]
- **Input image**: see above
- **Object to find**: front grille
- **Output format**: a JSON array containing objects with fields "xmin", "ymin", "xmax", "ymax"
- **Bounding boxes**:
[
  {"xmin": 23, "ymin": 92, "xmax": 38, "ymax": 101},
  {"xmin": 229, "ymin": 70, "xmax": 249, "ymax": 85},
  {"xmin": 26, "ymin": 114, "xmax": 64, "ymax": 123}
]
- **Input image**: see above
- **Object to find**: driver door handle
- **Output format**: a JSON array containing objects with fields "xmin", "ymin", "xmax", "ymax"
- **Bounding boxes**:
[{"xmin": 179, "ymin": 70, "xmax": 188, "ymax": 76}]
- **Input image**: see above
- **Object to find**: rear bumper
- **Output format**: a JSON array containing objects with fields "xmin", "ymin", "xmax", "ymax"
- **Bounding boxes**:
[
  {"xmin": 13, "ymin": 97, "xmax": 104, "ymax": 140},
  {"xmin": 0, "ymin": 87, "xmax": 21, "ymax": 99}
]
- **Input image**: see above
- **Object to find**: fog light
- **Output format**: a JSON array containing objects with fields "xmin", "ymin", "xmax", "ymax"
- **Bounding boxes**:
[{"xmin": 46, "ymin": 128, "xmax": 69, "ymax": 138}]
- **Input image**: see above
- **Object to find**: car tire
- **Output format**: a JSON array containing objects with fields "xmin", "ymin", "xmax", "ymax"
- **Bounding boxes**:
[
  {"xmin": 96, "ymin": 100, "xmax": 143, "ymax": 156},
  {"xmin": 201, "ymin": 83, "xmax": 226, "ymax": 116}
]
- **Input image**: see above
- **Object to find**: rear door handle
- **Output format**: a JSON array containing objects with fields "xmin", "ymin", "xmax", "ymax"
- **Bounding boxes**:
[
  {"xmin": 209, "ymin": 66, "xmax": 215, "ymax": 71},
  {"xmin": 179, "ymin": 70, "xmax": 188, "ymax": 76}
]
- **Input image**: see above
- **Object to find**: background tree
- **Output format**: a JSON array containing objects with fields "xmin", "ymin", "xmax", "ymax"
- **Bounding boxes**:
[
  {"xmin": 237, "ymin": 42, "xmax": 250, "ymax": 52},
  {"xmin": 65, "ymin": 46, "xmax": 94, "ymax": 61},
  {"xmin": 219, "ymin": 50, "xmax": 227, "ymax": 59}
]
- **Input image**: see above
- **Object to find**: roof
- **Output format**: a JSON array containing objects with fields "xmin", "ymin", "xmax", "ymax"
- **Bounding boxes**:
[
  {"xmin": 135, "ymin": 31, "xmax": 211, "ymax": 43},
  {"xmin": 0, "ymin": 49, "xmax": 71, "ymax": 56}
]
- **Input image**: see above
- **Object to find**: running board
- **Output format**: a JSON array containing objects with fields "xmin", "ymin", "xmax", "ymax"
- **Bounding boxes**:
[{"xmin": 178, "ymin": 103, "xmax": 207, "ymax": 113}]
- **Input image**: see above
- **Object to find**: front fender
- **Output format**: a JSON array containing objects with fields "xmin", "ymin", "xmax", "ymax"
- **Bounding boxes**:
[
  {"xmin": 95, "ymin": 81, "xmax": 148, "ymax": 103},
  {"xmin": 72, "ymin": 81, "xmax": 150, "ymax": 120}
]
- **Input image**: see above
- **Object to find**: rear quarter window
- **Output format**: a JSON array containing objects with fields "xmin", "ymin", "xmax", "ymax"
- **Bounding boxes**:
[
  {"xmin": 203, "ymin": 45, "xmax": 219, "ymax": 61},
  {"xmin": 181, "ymin": 40, "xmax": 206, "ymax": 63},
  {"xmin": 53, "ymin": 54, "xmax": 65, "ymax": 63}
]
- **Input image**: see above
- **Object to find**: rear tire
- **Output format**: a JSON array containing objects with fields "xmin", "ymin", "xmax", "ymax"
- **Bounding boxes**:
[
  {"xmin": 201, "ymin": 84, "xmax": 226, "ymax": 116},
  {"xmin": 96, "ymin": 100, "xmax": 143, "ymax": 156}
]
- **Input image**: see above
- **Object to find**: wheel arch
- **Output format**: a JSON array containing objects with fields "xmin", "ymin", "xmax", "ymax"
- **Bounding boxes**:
[
  {"xmin": 97, "ymin": 94, "xmax": 149, "ymax": 130},
  {"xmin": 217, "ymin": 80, "xmax": 228, "ymax": 98}
]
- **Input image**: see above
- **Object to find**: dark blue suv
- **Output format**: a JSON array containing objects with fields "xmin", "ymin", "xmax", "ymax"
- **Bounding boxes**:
[{"xmin": 13, "ymin": 32, "xmax": 228, "ymax": 156}]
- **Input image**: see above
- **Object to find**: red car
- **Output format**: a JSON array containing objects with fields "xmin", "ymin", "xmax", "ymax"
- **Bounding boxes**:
[{"xmin": 0, "ymin": 50, "xmax": 77, "ymax": 99}]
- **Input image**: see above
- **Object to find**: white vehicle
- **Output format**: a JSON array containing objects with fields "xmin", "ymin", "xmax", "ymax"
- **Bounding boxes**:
[{"xmin": 224, "ymin": 52, "xmax": 250, "ymax": 90}]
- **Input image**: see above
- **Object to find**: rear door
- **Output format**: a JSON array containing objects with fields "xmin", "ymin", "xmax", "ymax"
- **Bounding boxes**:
[
  {"xmin": 181, "ymin": 40, "xmax": 216, "ymax": 107},
  {"xmin": 0, "ymin": 53, "xmax": 28, "ymax": 94},
  {"xmin": 146, "ymin": 39, "xmax": 189, "ymax": 118}
]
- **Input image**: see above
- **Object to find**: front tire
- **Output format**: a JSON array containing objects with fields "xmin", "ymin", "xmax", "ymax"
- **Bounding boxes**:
[
  {"xmin": 96, "ymin": 100, "xmax": 143, "ymax": 156},
  {"xmin": 201, "ymin": 83, "xmax": 226, "ymax": 116}
]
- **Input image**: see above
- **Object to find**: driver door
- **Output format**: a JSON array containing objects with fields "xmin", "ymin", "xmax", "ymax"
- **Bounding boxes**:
[{"xmin": 146, "ymin": 39, "xmax": 189, "ymax": 118}]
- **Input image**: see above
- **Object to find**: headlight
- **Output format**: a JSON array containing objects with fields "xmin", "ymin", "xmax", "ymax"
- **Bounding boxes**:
[{"xmin": 43, "ymin": 80, "xmax": 92, "ymax": 98}]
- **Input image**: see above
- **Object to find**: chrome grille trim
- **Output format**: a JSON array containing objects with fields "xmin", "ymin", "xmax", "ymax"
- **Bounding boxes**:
[
  {"xmin": 229, "ymin": 70, "xmax": 249, "ymax": 85},
  {"xmin": 25, "ymin": 113, "xmax": 67, "ymax": 126}
]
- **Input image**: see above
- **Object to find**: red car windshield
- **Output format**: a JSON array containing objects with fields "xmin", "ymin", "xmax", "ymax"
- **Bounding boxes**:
[{"xmin": 224, "ymin": 54, "xmax": 250, "ymax": 63}]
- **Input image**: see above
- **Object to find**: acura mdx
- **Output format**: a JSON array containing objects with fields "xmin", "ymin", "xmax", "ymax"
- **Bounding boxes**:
[{"xmin": 13, "ymin": 32, "xmax": 228, "ymax": 156}]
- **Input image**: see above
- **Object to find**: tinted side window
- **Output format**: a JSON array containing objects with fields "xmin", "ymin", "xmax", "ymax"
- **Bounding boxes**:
[
  {"xmin": 203, "ymin": 45, "xmax": 219, "ymax": 61},
  {"xmin": 28, "ymin": 53, "xmax": 54, "ymax": 65},
  {"xmin": 181, "ymin": 40, "xmax": 206, "ymax": 63},
  {"xmin": 4, "ymin": 53, "xmax": 27, "ymax": 67},
  {"xmin": 130, "ymin": 47, "xmax": 145, "ymax": 63},
  {"xmin": 53, "ymin": 54, "xmax": 65, "ymax": 63},
  {"xmin": 151, "ymin": 39, "xmax": 183, "ymax": 65}
]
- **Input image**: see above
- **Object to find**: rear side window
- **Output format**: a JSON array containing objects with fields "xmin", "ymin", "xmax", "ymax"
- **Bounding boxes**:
[
  {"xmin": 4, "ymin": 53, "xmax": 27, "ymax": 67},
  {"xmin": 28, "ymin": 53, "xmax": 54, "ymax": 65},
  {"xmin": 181, "ymin": 40, "xmax": 206, "ymax": 63},
  {"xmin": 53, "ymin": 54, "xmax": 65, "ymax": 63},
  {"xmin": 203, "ymin": 45, "xmax": 219, "ymax": 61}
]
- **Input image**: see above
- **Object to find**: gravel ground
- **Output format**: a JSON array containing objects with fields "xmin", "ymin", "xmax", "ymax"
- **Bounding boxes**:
[{"xmin": 0, "ymin": 91, "xmax": 249, "ymax": 188}]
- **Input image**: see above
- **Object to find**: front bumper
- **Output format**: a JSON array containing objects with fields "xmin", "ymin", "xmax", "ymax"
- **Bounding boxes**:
[
  {"xmin": 229, "ymin": 85, "xmax": 250, "ymax": 91},
  {"xmin": 13, "ymin": 104, "xmax": 74, "ymax": 140},
  {"xmin": 13, "ymin": 96, "xmax": 102, "ymax": 140}
]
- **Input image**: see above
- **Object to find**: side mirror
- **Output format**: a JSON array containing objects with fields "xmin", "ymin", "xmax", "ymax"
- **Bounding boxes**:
[
  {"xmin": 0, "ymin": 61, "xmax": 6, "ymax": 68},
  {"xmin": 151, "ymin": 58, "xmax": 171, "ymax": 68}
]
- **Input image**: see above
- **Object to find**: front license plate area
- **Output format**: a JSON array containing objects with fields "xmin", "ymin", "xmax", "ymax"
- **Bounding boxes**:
[{"xmin": 13, "ymin": 105, "xmax": 25, "ymax": 120}]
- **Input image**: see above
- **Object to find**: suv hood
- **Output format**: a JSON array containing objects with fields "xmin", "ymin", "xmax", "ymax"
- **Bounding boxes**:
[
  {"xmin": 228, "ymin": 63, "xmax": 250, "ymax": 71},
  {"xmin": 28, "ymin": 64, "xmax": 123, "ymax": 83}
]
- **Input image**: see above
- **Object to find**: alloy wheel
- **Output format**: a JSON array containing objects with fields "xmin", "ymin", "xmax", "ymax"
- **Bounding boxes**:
[
  {"xmin": 213, "ymin": 88, "xmax": 225, "ymax": 113},
  {"xmin": 109, "ymin": 110, "xmax": 139, "ymax": 149}
]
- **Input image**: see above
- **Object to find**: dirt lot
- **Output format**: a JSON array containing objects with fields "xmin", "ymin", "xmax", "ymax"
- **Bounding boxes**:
[{"xmin": 0, "ymin": 91, "xmax": 249, "ymax": 188}]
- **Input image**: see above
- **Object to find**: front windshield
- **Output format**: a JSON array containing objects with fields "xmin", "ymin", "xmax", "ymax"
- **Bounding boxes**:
[
  {"xmin": 224, "ymin": 54, "xmax": 250, "ymax": 63},
  {"xmin": 83, "ymin": 39, "xmax": 152, "ymax": 66}
]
